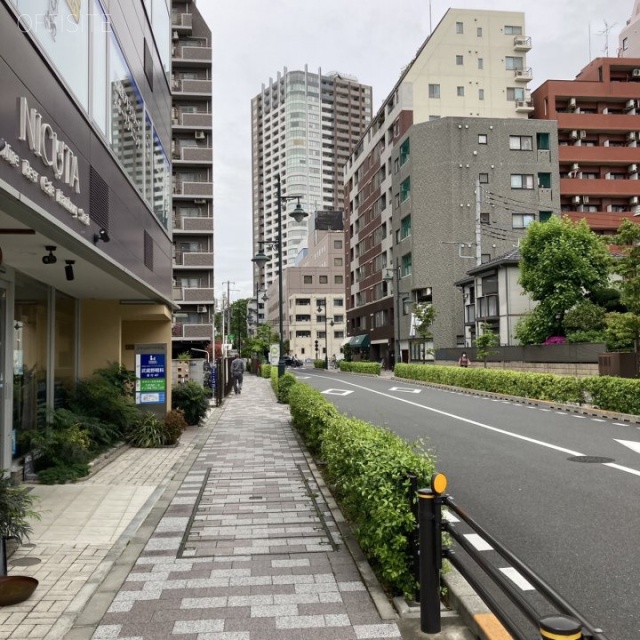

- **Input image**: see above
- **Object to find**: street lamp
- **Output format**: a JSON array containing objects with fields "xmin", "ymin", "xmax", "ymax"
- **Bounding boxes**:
[
  {"xmin": 252, "ymin": 173, "xmax": 307, "ymax": 376},
  {"xmin": 384, "ymin": 262, "xmax": 401, "ymax": 367},
  {"xmin": 316, "ymin": 299, "xmax": 334, "ymax": 370}
]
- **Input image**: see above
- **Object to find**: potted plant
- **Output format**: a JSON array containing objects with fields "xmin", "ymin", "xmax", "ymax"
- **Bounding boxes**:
[{"xmin": 0, "ymin": 472, "xmax": 40, "ymax": 605}]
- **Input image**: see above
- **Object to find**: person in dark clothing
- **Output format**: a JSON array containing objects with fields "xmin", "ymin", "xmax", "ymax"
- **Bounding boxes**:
[
  {"xmin": 231, "ymin": 356, "xmax": 245, "ymax": 394},
  {"xmin": 458, "ymin": 352, "xmax": 470, "ymax": 367}
]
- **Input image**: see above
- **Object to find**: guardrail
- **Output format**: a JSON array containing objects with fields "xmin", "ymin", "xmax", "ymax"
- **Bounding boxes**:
[{"xmin": 416, "ymin": 473, "xmax": 609, "ymax": 640}]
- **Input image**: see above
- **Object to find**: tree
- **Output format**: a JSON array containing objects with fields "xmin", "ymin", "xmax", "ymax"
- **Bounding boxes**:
[
  {"xmin": 229, "ymin": 298, "xmax": 250, "ymax": 352},
  {"xmin": 610, "ymin": 219, "xmax": 640, "ymax": 353},
  {"xmin": 517, "ymin": 216, "xmax": 610, "ymax": 343},
  {"xmin": 413, "ymin": 303, "xmax": 437, "ymax": 363},
  {"xmin": 474, "ymin": 323, "xmax": 499, "ymax": 368}
]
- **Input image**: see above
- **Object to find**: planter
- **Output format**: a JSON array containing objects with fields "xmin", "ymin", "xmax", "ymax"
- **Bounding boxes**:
[{"xmin": 0, "ymin": 575, "xmax": 39, "ymax": 605}]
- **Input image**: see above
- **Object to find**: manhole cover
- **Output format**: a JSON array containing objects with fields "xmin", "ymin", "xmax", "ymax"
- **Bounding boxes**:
[
  {"xmin": 567, "ymin": 455, "xmax": 615, "ymax": 464},
  {"xmin": 11, "ymin": 557, "xmax": 41, "ymax": 566}
]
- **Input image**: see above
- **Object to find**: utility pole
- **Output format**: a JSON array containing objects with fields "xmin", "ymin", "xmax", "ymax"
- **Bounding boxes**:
[
  {"xmin": 221, "ymin": 281, "xmax": 235, "ymax": 350},
  {"xmin": 475, "ymin": 179, "xmax": 482, "ymax": 266}
]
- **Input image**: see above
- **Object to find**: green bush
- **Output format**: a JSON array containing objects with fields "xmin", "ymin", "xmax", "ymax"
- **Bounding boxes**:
[
  {"xmin": 261, "ymin": 364, "xmax": 272, "ymax": 378},
  {"xmin": 164, "ymin": 409, "xmax": 187, "ymax": 445},
  {"xmin": 126, "ymin": 412, "xmax": 169, "ymax": 448},
  {"xmin": 286, "ymin": 382, "xmax": 435, "ymax": 598},
  {"xmin": 314, "ymin": 359, "xmax": 326, "ymax": 369},
  {"xmin": 277, "ymin": 372, "xmax": 297, "ymax": 404},
  {"xmin": 172, "ymin": 381, "xmax": 209, "ymax": 425},
  {"xmin": 21, "ymin": 420, "xmax": 92, "ymax": 471},
  {"xmin": 338, "ymin": 361, "xmax": 382, "ymax": 375},
  {"xmin": 38, "ymin": 463, "xmax": 89, "ymax": 484},
  {"xmin": 270, "ymin": 364, "xmax": 279, "ymax": 395},
  {"xmin": 583, "ymin": 376, "xmax": 640, "ymax": 415}
]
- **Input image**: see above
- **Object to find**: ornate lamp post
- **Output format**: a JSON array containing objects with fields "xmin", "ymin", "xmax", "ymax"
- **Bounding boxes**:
[
  {"xmin": 316, "ymin": 299, "xmax": 334, "ymax": 370},
  {"xmin": 252, "ymin": 173, "xmax": 307, "ymax": 376},
  {"xmin": 384, "ymin": 262, "xmax": 401, "ymax": 366}
]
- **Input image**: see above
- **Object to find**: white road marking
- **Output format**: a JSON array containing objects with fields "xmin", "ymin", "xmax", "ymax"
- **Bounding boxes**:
[
  {"xmin": 603, "ymin": 462, "xmax": 640, "ymax": 478},
  {"xmin": 296, "ymin": 376, "xmax": 312, "ymax": 380},
  {"xmin": 500, "ymin": 567, "xmax": 535, "ymax": 591},
  {"xmin": 540, "ymin": 409, "xmax": 551, "ymax": 412},
  {"xmin": 591, "ymin": 418, "xmax": 606, "ymax": 423},
  {"xmin": 389, "ymin": 387, "xmax": 421, "ymax": 394},
  {"xmin": 615, "ymin": 439, "xmax": 640, "ymax": 455},
  {"xmin": 572, "ymin": 415, "xmax": 586, "ymax": 419},
  {"xmin": 442, "ymin": 511, "xmax": 460, "ymax": 523},
  {"xmin": 321, "ymin": 389, "xmax": 354, "ymax": 397},
  {"xmin": 614, "ymin": 422, "xmax": 628, "ymax": 426},
  {"xmin": 555, "ymin": 412, "xmax": 568, "ymax": 415},
  {"xmin": 464, "ymin": 534, "xmax": 493, "ymax": 552}
]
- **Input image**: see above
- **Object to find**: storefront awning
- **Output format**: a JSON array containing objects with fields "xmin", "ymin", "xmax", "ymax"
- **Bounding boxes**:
[{"xmin": 348, "ymin": 334, "xmax": 370, "ymax": 348}]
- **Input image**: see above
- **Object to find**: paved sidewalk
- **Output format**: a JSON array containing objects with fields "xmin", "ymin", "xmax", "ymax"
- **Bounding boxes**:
[{"xmin": 3, "ymin": 375, "xmax": 475, "ymax": 640}]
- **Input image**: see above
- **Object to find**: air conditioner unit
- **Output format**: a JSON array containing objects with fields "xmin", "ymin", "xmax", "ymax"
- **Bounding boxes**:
[
  {"xmin": 629, "ymin": 164, "xmax": 638, "ymax": 173},
  {"xmin": 572, "ymin": 195, "xmax": 582, "ymax": 204},
  {"xmin": 193, "ymin": 199, "xmax": 206, "ymax": 204},
  {"xmin": 197, "ymin": 306, "xmax": 207, "ymax": 313},
  {"xmin": 172, "ymin": 31, "xmax": 179, "ymax": 40},
  {"xmin": 631, "ymin": 196, "xmax": 640, "ymax": 205},
  {"xmin": 571, "ymin": 163, "xmax": 580, "ymax": 171},
  {"xmin": 568, "ymin": 98, "xmax": 577, "ymax": 110},
  {"xmin": 633, "ymin": 68, "xmax": 640, "ymax": 77},
  {"xmin": 626, "ymin": 99, "xmax": 637, "ymax": 110},
  {"xmin": 570, "ymin": 130, "xmax": 579, "ymax": 139},
  {"xmin": 579, "ymin": 130, "xmax": 587, "ymax": 139},
  {"xmin": 628, "ymin": 132, "xmax": 637, "ymax": 141},
  {"xmin": 582, "ymin": 196, "xmax": 589, "ymax": 204},
  {"xmin": 195, "ymin": 131, "xmax": 206, "ymax": 140}
]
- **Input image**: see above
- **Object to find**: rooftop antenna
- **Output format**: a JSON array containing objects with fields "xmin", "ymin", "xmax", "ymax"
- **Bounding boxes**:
[{"xmin": 597, "ymin": 20, "xmax": 616, "ymax": 56}]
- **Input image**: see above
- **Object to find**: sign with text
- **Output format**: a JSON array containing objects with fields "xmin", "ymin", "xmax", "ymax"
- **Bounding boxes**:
[{"xmin": 135, "ymin": 344, "xmax": 168, "ymax": 417}]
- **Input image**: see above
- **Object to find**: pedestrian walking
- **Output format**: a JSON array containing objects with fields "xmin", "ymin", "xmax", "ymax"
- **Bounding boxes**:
[{"xmin": 231, "ymin": 355, "xmax": 245, "ymax": 394}]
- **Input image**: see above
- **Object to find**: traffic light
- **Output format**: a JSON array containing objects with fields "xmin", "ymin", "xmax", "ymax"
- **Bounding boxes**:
[{"xmin": 314, "ymin": 340, "xmax": 319, "ymax": 351}]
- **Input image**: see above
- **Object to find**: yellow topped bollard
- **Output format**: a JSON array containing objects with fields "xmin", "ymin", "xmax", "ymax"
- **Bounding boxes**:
[{"xmin": 539, "ymin": 615, "xmax": 583, "ymax": 640}]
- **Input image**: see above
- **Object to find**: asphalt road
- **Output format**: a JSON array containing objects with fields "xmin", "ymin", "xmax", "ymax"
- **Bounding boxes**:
[{"xmin": 291, "ymin": 369, "xmax": 640, "ymax": 640}]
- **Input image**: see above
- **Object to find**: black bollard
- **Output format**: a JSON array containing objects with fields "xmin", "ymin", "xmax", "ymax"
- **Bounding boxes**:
[{"xmin": 539, "ymin": 615, "xmax": 583, "ymax": 640}]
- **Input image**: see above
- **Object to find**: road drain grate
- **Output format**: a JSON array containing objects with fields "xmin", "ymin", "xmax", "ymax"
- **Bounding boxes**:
[{"xmin": 567, "ymin": 455, "xmax": 615, "ymax": 463}]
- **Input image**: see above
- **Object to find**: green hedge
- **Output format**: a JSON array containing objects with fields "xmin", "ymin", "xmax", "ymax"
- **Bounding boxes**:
[
  {"xmin": 260, "ymin": 363, "xmax": 271, "ymax": 378},
  {"xmin": 313, "ymin": 359, "xmax": 327, "ymax": 369},
  {"xmin": 287, "ymin": 381, "xmax": 435, "ymax": 598},
  {"xmin": 393, "ymin": 363, "xmax": 640, "ymax": 415},
  {"xmin": 338, "ymin": 361, "xmax": 382, "ymax": 375},
  {"xmin": 277, "ymin": 372, "xmax": 297, "ymax": 404},
  {"xmin": 270, "ymin": 365, "xmax": 279, "ymax": 395}
]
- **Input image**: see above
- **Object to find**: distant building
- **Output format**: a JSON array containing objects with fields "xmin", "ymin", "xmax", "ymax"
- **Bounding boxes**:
[
  {"xmin": 251, "ymin": 67, "xmax": 372, "ymax": 294},
  {"xmin": 344, "ymin": 8, "xmax": 536, "ymax": 361},
  {"xmin": 532, "ymin": 57, "xmax": 640, "ymax": 235},
  {"xmin": 171, "ymin": 0, "xmax": 214, "ymax": 357},
  {"xmin": 619, "ymin": 1, "xmax": 640, "ymax": 57}
]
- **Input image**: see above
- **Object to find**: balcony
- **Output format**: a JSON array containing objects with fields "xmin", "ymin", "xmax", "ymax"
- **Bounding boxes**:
[
  {"xmin": 173, "ymin": 216, "xmax": 214, "ymax": 233},
  {"xmin": 173, "ymin": 251, "xmax": 214, "ymax": 268},
  {"xmin": 563, "ymin": 211, "xmax": 639, "ymax": 232},
  {"xmin": 172, "ymin": 322, "xmax": 214, "ymax": 340},
  {"xmin": 560, "ymin": 177, "xmax": 640, "ymax": 197},
  {"xmin": 514, "ymin": 68, "xmax": 533, "ymax": 82},
  {"xmin": 171, "ymin": 78, "xmax": 212, "ymax": 98},
  {"xmin": 172, "ymin": 45, "xmax": 212, "ymax": 67},
  {"xmin": 172, "ymin": 146, "xmax": 212, "ymax": 165},
  {"xmin": 172, "ymin": 287, "xmax": 214, "ymax": 303},
  {"xmin": 172, "ymin": 181, "xmax": 213, "ymax": 198},
  {"xmin": 513, "ymin": 36, "xmax": 532, "ymax": 51},
  {"xmin": 515, "ymin": 100, "xmax": 534, "ymax": 113},
  {"xmin": 171, "ymin": 13, "xmax": 193, "ymax": 31},
  {"xmin": 172, "ymin": 111, "xmax": 212, "ymax": 129}
]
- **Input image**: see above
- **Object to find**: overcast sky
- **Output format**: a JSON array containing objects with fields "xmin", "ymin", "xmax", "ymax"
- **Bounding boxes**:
[{"xmin": 203, "ymin": 0, "xmax": 631, "ymax": 302}]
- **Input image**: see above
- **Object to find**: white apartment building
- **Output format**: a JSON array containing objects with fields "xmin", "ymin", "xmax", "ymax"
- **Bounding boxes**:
[
  {"xmin": 343, "ymin": 8, "xmax": 534, "ymax": 363},
  {"xmin": 619, "ymin": 1, "xmax": 640, "ymax": 57},
  {"xmin": 251, "ymin": 67, "xmax": 372, "ymax": 292}
]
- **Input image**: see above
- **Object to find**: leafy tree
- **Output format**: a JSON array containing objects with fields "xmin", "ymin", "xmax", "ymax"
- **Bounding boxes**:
[
  {"xmin": 610, "ymin": 219, "xmax": 640, "ymax": 352},
  {"xmin": 517, "ymin": 216, "xmax": 610, "ymax": 343},
  {"xmin": 474, "ymin": 323, "xmax": 499, "ymax": 367},
  {"xmin": 604, "ymin": 312, "xmax": 636, "ymax": 352},
  {"xmin": 563, "ymin": 300, "xmax": 606, "ymax": 336},
  {"xmin": 229, "ymin": 298, "xmax": 250, "ymax": 351},
  {"xmin": 413, "ymin": 303, "xmax": 437, "ymax": 363}
]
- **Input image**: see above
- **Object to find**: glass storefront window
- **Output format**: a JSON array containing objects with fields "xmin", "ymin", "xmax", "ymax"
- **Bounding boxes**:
[
  {"xmin": 54, "ymin": 291, "xmax": 77, "ymax": 410},
  {"xmin": 90, "ymin": 0, "xmax": 108, "ymax": 135}
]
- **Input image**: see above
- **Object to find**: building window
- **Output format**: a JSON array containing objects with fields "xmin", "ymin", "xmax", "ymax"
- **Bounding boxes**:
[
  {"xmin": 399, "ymin": 138, "xmax": 410, "ymax": 166},
  {"xmin": 333, "ymin": 240, "xmax": 343, "ymax": 249},
  {"xmin": 509, "ymin": 135, "xmax": 533, "ymax": 150},
  {"xmin": 400, "ymin": 177, "xmax": 411, "ymax": 202},
  {"xmin": 478, "ymin": 134, "xmax": 488, "ymax": 144},
  {"xmin": 478, "ymin": 58, "xmax": 484, "ymax": 70},
  {"xmin": 623, "ymin": 37, "xmax": 628, "ymax": 50},
  {"xmin": 540, "ymin": 211, "xmax": 553, "ymax": 222},
  {"xmin": 538, "ymin": 173, "xmax": 551, "ymax": 188},
  {"xmin": 334, "ymin": 257, "xmax": 343, "ymax": 267},
  {"xmin": 505, "ymin": 56, "xmax": 524, "ymax": 70},
  {"xmin": 479, "ymin": 173, "xmax": 489, "ymax": 184},
  {"xmin": 513, "ymin": 213, "xmax": 535, "ymax": 228},
  {"xmin": 479, "ymin": 89, "xmax": 485, "ymax": 101},
  {"xmin": 457, "ymin": 86, "xmax": 465, "ymax": 97},
  {"xmin": 511, "ymin": 174, "xmax": 534, "ymax": 189},
  {"xmin": 506, "ymin": 87, "xmax": 525, "ymax": 102},
  {"xmin": 335, "ymin": 275, "xmax": 343, "ymax": 284},
  {"xmin": 319, "ymin": 275, "xmax": 328, "ymax": 284},
  {"xmin": 333, "ymin": 314, "xmax": 344, "ymax": 323},
  {"xmin": 477, "ymin": 27, "xmax": 483, "ymax": 37},
  {"xmin": 428, "ymin": 84, "xmax": 440, "ymax": 99},
  {"xmin": 456, "ymin": 55, "xmax": 464, "ymax": 65},
  {"xmin": 334, "ymin": 298, "xmax": 344, "ymax": 307},
  {"xmin": 401, "ymin": 253, "xmax": 412, "ymax": 277},
  {"xmin": 304, "ymin": 275, "xmax": 313, "ymax": 284},
  {"xmin": 537, "ymin": 132, "xmax": 550, "ymax": 150},
  {"xmin": 456, "ymin": 21, "xmax": 463, "ymax": 34},
  {"xmin": 504, "ymin": 25, "xmax": 522, "ymax": 35},
  {"xmin": 401, "ymin": 215, "xmax": 412, "ymax": 239}
]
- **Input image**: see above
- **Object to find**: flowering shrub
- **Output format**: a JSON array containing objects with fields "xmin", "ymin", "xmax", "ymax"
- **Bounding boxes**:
[{"xmin": 543, "ymin": 336, "xmax": 566, "ymax": 345}]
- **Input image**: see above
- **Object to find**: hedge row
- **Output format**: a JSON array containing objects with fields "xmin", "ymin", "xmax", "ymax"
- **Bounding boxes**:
[
  {"xmin": 287, "ymin": 382, "xmax": 434, "ymax": 598},
  {"xmin": 393, "ymin": 363, "xmax": 640, "ymax": 415},
  {"xmin": 260, "ymin": 363, "xmax": 271, "ymax": 378},
  {"xmin": 338, "ymin": 361, "xmax": 382, "ymax": 375}
]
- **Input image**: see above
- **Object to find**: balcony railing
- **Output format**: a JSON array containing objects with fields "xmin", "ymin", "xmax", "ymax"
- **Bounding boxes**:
[
  {"xmin": 513, "ymin": 35, "xmax": 532, "ymax": 50},
  {"xmin": 173, "ymin": 216, "xmax": 214, "ymax": 232},
  {"xmin": 172, "ymin": 45, "xmax": 212, "ymax": 64},
  {"xmin": 171, "ymin": 13, "xmax": 193, "ymax": 29},
  {"xmin": 172, "ymin": 287, "xmax": 214, "ymax": 303},
  {"xmin": 173, "ymin": 251, "xmax": 214, "ymax": 267},
  {"xmin": 172, "ymin": 181, "xmax": 213, "ymax": 197},
  {"xmin": 171, "ymin": 78, "xmax": 212, "ymax": 96},
  {"xmin": 172, "ymin": 147, "xmax": 213, "ymax": 163},
  {"xmin": 172, "ymin": 112, "xmax": 212, "ymax": 128},
  {"xmin": 172, "ymin": 322, "xmax": 213, "ymax": 339},
  {"xmin": 514, "ymin": 67, "xmax": 533, "ymax": 82}
]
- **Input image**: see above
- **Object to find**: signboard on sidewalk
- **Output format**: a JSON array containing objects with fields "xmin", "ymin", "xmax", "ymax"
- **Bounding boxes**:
[
  {"xmin": 135, "ymin": 344, "xmax": 168, "ymax": 418},
  {"xmin": 269, "ymin": 344, "xmax": 279, "ymax": 365}
]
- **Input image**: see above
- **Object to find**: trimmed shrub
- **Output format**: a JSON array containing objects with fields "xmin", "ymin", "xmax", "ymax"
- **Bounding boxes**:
[
  {"xmin": 314, "ymin": 359, "xmax": 326, "ymax": 369},
  {"xmin": 172, "ymin": 381, "xmax": 209, "ymax": 425},
  {"xmin": 277, "ymin": 372, "xmax": 297, "ymax": 404},
  {"xmin": 338, "ymin": 361, "xmax": 382, "ymax": 375},
  {"xmin": 261, "ymin": 364, "xmax": 272, "ymax": 378},
  {"xmin": 583, "ymin": 376, "xmax": 640, "ymax": 415},
  {"xmin": 287, "ymin": 384, "xmax": 340, "ymax": 454},
  {"xmin": 270, "ymin": 365, "xmax": 279, "ymax": 395},
  {"xmin": 164, "ymin": 409, "xmax": 187, "ymax": 445}
]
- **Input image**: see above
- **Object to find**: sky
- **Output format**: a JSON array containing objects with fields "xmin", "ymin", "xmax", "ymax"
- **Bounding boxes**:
[{"xmin": 203, "ymin": 0, "xmax": 632, "ymax": 302}]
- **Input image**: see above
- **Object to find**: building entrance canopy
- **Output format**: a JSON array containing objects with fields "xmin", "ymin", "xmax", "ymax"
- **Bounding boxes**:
[{"xmin": 348, "ymin": 334, "xmax": 370, "ymax": 349}]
